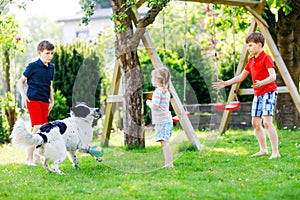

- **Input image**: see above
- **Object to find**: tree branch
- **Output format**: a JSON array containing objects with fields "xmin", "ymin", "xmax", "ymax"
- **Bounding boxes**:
[{"xmin": 129, "ymin": 5, "xmax": 164, "ymax": 49}]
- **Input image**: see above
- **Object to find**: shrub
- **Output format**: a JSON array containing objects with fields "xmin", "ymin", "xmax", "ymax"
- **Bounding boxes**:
[
  {"xmin": 0, "ymin": 92, "xmax": 19, "ymax": 144},
  {"xmin": 48, "ymin": 90, "xmax": 69, "ymax": 121},
  {"xmin": 0, "ymin": 109, "xmax": 9, "ymax": 144},
  {"xmin": 51, "ymin": 42, "xmax": 103, "ymax": 108}
]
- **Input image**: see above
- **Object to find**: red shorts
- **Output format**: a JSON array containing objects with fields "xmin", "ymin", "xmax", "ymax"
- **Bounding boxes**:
[{"xmin": 26, "ymin": 100, "xmax": 49, "ymax": 126}]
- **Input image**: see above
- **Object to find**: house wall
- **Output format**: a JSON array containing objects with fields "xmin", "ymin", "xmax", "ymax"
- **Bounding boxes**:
[{"xmin": 60, "ymin": 18, "xmax": 113, "ymax": 43}]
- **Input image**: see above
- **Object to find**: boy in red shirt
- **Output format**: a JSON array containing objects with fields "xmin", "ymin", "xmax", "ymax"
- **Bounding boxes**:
[
  {"xmin": 213, "ymin": 32, "xmax": 280, "ymax": 159},
  {"xmin": 17, "ymin": 40, "xmax": 55, "ymax": 166}
]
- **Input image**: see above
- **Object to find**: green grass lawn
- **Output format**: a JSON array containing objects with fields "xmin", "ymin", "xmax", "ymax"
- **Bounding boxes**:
[{"xmin": 0, "ymin": 128, "xmax": 299, "ymax": 200}]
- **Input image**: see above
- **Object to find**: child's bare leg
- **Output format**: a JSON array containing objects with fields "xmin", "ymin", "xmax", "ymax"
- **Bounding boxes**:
[
  {"xmin": 25, "ymin": 147, "xmax": 35, "ymax": 166},
  {"xmin": 160, "ymin": 141, "xmax": 173, "ymax": 168},
  {"xmin": 26, "ymin": 125, "xmax": 42, "ymax": 165},
  {"xmin": 263, "ymin": 116, "xmax": 280, "ymax": 159},
  {"xmin": 33, "ymin": 125, "xmax": 42, "ymax": 164},
  {"xmin": 251, "ymin": 117, "xmax": 268, "ymax": 157}
]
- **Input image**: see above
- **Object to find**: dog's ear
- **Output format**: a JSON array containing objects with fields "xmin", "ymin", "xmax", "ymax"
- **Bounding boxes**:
[
  {"xmin": 40, "ymin": 122, "xmax": 54, "ymax": 133},
  {"xmin": 71, "ymin": 105, "xmax": 90, "ymax": 118}
]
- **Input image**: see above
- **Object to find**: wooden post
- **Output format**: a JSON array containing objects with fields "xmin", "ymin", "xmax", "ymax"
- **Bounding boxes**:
[{"xmin": 101, "ymin": 61, "xmax": 121, "ymax": 147}]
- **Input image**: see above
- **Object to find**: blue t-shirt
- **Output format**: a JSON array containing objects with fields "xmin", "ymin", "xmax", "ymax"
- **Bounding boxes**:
[{"xmin": 23, "ymin": 58, "xmax": 54, "ymax": 103}]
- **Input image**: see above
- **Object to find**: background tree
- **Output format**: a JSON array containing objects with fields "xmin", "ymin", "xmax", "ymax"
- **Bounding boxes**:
[
  {"xmin": 81, "ymin": 0, "xmax": 169, "ymax": 149},
  {"xmin": 110, "ymin": 0, "xmax": 171, "ymax": 149},
  {"xmin": 0, "ymin": 0, "xmax": 31, "ymax": 15},
  {"xmin": 263, "ymin": 0, "xmax": 300, "ymax": 128},
  {"xmin": 0, "ymin": 15, "xmax": 26, "ymax": 135}
]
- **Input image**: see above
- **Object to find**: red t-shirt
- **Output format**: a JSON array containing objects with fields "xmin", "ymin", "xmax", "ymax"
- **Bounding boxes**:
[{"xmin": 245, "ymin": 51, "xmax": 277, "ymax": 96}]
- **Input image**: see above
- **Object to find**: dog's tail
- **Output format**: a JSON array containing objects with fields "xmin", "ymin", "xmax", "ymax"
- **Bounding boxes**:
[{"xmin": 10, "ymin": 120, "xmax": 44, "ymax": 149}]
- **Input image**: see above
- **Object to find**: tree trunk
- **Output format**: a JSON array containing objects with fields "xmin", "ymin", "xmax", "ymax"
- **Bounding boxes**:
[
  {"xmin": 112, "ymin": 1, "xmax": 145, "ymax": 149},
  {"xmin": 110, "ymin": 0, "xmax": 166, "ymax": 148},
  {"xmin": 2, "ymin": 49, "xmax": 10, "ymax": 93},
  {"xmin": 273, "ymin": 3, "xmax": 300, "ymax": 128}
]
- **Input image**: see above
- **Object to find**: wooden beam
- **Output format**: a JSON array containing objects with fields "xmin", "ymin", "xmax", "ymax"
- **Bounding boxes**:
[
  {"xmin": 132, "ymin": 8, "xmax": 202, "ymax": 151},
  {"xmin": 244, "ymin": 5, "xmax": 269, "ymax": 28},
  {"xmin": 101, "ymin": 61, "xmax": 121, "ymax": 147},
  {"xmin": 238, "ymin": 86, "xmax": 289, "ymax": 95},
  {"xmin": 256, "ymin": 19, "xmax": 300, "ymax": 113},
  {"xmin": 177, "ymin": 0, "xmax": 262, "ymax": 7}
]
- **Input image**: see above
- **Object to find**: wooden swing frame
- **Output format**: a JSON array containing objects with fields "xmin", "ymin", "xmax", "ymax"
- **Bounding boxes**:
[{"xmin": 102, "ymin": 0, "xmax": 300, "ymax": 150}]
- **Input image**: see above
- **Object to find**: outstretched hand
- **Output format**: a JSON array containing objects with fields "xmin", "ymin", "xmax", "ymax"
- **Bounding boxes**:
[{"xmin": 212, "ymin": 80, "xmax": 226, "ymax": 90}]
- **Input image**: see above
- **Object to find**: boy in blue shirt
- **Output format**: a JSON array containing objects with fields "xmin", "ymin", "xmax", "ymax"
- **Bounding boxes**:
[{"xmin": 17, "ymin": 40, "xmax": 55, "ymax": 166}]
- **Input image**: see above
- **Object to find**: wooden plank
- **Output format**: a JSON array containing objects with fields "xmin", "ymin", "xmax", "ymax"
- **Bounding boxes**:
[
  {"xmin": 143, "ymin": 92, "xmax": 153, "ymax": 100},
  {"xmin": 238, "ymin": 86, "xmax": 289, "ymax": 95},
  {"xmin": 106, "ymin": 94, "xmax": 124, "ymax": 103},
  {"xmin": 177, "ymin": 0, "xmax": 261, "ymax": 7},
  {"xmin": 101, "ymin": 61, "xmax": 121, "ymax": 147},
  {"xmin": 132, "ymin": 8, "xmax": 202, "ymax": 151},
  {"xmin": 256, "ymin": 20, "xmax": 300, "ymax": 113},
  {"xmin": 107, "ymin": 93, "xmax": 153, "ymax": 102}
]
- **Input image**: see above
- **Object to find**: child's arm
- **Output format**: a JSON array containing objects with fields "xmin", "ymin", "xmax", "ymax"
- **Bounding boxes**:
[
  {"xmin": 146, "ymin": 100, "xmax": 153, "ymax": 108},
  {"xmin": 146, "ymin": 89, "xmax": 162, "ymax": 110},
  {"xmin": 213, "ymin": 69, "xmax": 250, "ymax": 89},
  {"xmin": 252, "ymin": 68, "xmax": 276, "ymax": 89},
  {"xmin": 48, "ymin": 81, "xmax": 54, "ymax": 113},
  {"xmin": 17, "ymin": 75, "xmax": 30, "ymax": 109}
]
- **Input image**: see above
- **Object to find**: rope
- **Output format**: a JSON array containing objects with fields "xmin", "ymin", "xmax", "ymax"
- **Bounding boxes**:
[
  {"xmin": 211, "ymin": 5, "xmax": 219, "ymax": 81},
  {"xmin": 232, "ymin": 6, "xmax": 236, "ymax": 76},
  {"xmin": 163, "ymin": 9, "xmax": 166, "ymax": 66},
  {"xmin": 183, "ymin": 1, "xmax": 188, "ymax": 104},
  {"xmin": 211, "ymin": 4, "xmax": 222, "ymax": 103}
]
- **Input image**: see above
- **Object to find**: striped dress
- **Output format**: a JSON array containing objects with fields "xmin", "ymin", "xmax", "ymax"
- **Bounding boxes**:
[{"xmin": 151, "ymin": 87, "xmax": 172, "ymax": 124}]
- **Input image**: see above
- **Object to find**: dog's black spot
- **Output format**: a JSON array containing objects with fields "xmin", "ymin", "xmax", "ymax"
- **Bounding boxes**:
[
  {"xmin": 40, "ymin": 121, "xmax": 67, "ymax": 135},
  {"xmin": 71, "ymin": 105, "xmax": 90, "ymax": 118},
  {"xmin": 36, "ymin": 133, "xmax": 48, "ymax": 148}
]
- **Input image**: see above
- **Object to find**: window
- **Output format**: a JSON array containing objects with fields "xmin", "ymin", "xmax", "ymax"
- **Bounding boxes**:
[{"xmin": 76, "ymin": 31, "xmax": 89, "ymax": 39}]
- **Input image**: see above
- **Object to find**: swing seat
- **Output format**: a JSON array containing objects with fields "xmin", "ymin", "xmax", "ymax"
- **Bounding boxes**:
[
  {"xmin": 213, "ymin": 103, "xmax": 226, "ymax": 110},
  {"xmin": 172, "ymin": 112, "xmax": 190, "ymax": 123},
  {"xmin": 225, "ymin": 101, "xmax": 241, "ymax": 110},
  {"xmin": 213, "ymin": 101, "xmax": 241, "ymax": 111}
]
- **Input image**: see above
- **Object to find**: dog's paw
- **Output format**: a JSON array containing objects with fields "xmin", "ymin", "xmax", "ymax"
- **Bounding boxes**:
[
  {"xmin": 95, "ymin": 157, "xmax": 102, "ymax": 162},
  {"xmin": 56, "ymin": 171, "xmax": 65, "ymax": 175},
  {"xmin": 73, "ymin": 163, "xmax": 79, "ymax": 168},
  {"xmin": 53, "ymin": 169, "xmax": 65, "ymax": 175}
]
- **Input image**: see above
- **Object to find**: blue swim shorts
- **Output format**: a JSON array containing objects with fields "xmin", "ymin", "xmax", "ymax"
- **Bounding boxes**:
[{"xmin": 251, "ymin": 90, "xmax": 278, "ymax": 117}]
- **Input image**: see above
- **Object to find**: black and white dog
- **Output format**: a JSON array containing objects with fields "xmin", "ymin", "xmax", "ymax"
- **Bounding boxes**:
[{"xmin": 10, "ymin": 103, "xmax": 102, "ymax": 174}]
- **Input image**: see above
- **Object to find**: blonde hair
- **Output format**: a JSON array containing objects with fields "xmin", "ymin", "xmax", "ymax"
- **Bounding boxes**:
[{"xmin": 151, "ymin": 66, "xmax": 171, "ymax": 93}]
